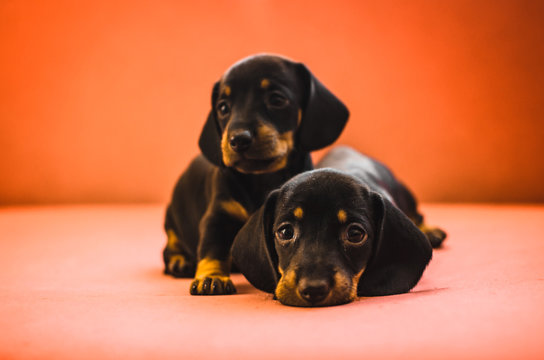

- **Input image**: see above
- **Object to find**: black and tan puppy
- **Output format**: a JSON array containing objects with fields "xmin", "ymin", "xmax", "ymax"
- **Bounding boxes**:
[
  {"xmin": 232, "ymin": 146, "xmax": 446, "ymax": 306},
  {"xmin": 163, "ymin": 54, "xmax": 349, "ymax": 295}
]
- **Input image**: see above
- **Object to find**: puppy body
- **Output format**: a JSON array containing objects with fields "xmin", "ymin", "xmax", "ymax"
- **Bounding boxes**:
[
  {"xmin": 163, "ymin": 55, "xmax": 349, "ymax": 295},
  {"xmin": 232, "ymin": 146, "xmax": 446, "ymax": 306},
  {"xmin": 164, "ymin": 150, "xmax": 312, "ymax": 291}
]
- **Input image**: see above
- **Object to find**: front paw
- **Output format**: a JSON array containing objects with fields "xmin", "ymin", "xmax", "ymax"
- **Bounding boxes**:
[
  {"xmin": 190, "ymin": 276, "xmax": 236, "ymax": 295},
  {"xmin": 163, "ymin": 230, "xmax": 196, "ymax": 277},
  {"xmin": 164, "ymin": 254, "xmax": 195, "ymax": 278},
  {"xmin": 190, "ymin": 257, "xmax": 236, "ymax": 295},
  {"xmin": 420, "ymin": 225, "xmax": 447, "ymax": 248}
]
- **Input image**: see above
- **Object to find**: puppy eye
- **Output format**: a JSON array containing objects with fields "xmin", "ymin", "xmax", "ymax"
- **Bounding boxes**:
[
  {"xmin": 275, "ymin": 223, "xmax": 296, "ymax": 242},
  {"xmin": 267, "ymin": 92, "xmax": 289, "ymax": 108},
  {"xmin": 345, "ymin": 223, "xmax": 368, "ymax": 244},
  {"xmin": 217, "ymin": 101, "xmax": 231, "ymax": 116}
]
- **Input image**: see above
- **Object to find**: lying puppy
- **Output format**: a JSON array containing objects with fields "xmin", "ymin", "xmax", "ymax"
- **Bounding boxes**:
[
  {"xmin": 232, "ymin": 146, "xmax": 446, "ymax": 306},
  {"xmin": 163, "ymin": 54, "xmax": 349, "ymax": 295}
]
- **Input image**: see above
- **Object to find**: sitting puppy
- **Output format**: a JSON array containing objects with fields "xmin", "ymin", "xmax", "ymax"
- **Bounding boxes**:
[
  {"xmin": 232, "ymin": 146, "xmax": 446, "ymax": 306},
  {"xmin": 163, "ymin": 54, "xmax": 349, "ymax": 295}
]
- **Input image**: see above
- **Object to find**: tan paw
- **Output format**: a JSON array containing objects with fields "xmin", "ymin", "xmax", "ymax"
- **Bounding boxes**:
[
  {"xmin": 190, "ymin": 276, "xmax": 236, "ymax": 295},
  {"xmin": 164, "ymin": 254, "xmax": 195, "ymax": 278},
  {"xmin": 189, "ymin": 257, "xmax": 236, "ymax": 295},
  {"xmin": 420, "ymin": 224, "xmax": 447, "ymax": 248}
]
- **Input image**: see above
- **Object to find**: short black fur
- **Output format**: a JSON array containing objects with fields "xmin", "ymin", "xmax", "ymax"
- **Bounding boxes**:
[
  {"xmin": 232, "ymin": 146, "xmax": 446, "ymax": 306},
  {"xmin": 163, "ymin": 54, "xmax": 349, "ymax": 295}
]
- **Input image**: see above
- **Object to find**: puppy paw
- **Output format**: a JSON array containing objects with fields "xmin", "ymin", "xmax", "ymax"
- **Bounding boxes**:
[
  {"xmin": 164, "ymin": 254, "xmax": 195, "ymax": 278},
  {"xmin": 420, "ymin": 225, "xmax": 447, "ymax": 248},
  {"xmin": 163, "ymin": 230, "xmax": 196, "ymax": 277},
  {"xmin": 189, "ymin": 258, "xmax": 236, "ymax": 295},
  {"xmin": 190, "ymin": 276, "xmax": 236, "ymax": 295}
]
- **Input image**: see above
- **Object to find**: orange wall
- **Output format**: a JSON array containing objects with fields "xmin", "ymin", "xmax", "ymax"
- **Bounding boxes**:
[{"xmin": 1, "ymin": 0, "xmax": 543, "ymax": 204}]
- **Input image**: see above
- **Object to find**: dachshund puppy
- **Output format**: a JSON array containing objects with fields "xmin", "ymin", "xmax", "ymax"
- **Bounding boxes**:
[
  {"xmin": 232, "ymin": 146, "xmax": 446, "ymax": 306},
  {"xmin": 163, "ymin": 54, "xmax": 349, "ymax": 295}
]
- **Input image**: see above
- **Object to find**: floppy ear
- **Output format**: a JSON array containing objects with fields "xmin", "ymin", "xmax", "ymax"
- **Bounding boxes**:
[
  {"xmin": 198, "ymin": 82, "xmax": 223, "ymax": 166},
  {"xmin": 357, "ymin": 192, "xmax": 433, "ymax": 296},
  {"xmin": 231, "ymin": 190, "xmax": 279, "ymax": 294},
  {"xmin": 295, "ymin": 63, "xmax": 350, "ymax": 152}
]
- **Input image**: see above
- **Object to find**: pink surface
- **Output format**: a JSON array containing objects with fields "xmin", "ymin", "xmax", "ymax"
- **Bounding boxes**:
[{"xmin": 1, "ymin": 204, "xmax": 543, "ymax": 359}]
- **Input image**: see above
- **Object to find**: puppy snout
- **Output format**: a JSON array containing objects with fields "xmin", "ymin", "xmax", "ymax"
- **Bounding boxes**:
[
  {"xmin": 229, "ymin": 130, "xmax": 253, "ymax": 153},
  {"xmin": 299, "ymin": 278, "xmax": 332, "ymax": 304}
]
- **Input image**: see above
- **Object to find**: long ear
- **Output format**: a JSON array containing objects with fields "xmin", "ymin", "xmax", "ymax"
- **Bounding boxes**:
[
  {"xmin": 296, "ymin": 64, "xmax": 350, "ymax": 152},
  {"xmin": 198, "ymin": 82, "xmax": 223, "ymax": 166},
  {"xmin": 231, "ymin": 190, "xmax": 279, "ymax": 294},
  {"xmin": 358, "ymin": 192, "xmax": 433, "ymax": 296}
]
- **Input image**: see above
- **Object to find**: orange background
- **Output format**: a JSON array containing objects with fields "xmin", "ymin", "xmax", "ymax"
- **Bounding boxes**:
[{"xmin": 1, "ymin": 0, "xmax": 543, "ymax": 204}]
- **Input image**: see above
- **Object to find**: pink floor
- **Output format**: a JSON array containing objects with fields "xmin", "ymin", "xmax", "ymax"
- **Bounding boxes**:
[{"xmin": 1, "ymin": 204, "xmax": 543, "ymax": 359}]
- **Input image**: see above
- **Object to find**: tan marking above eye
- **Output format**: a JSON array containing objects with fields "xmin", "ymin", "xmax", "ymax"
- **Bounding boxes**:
[
  {"xmin": 294, "ymin": 207, "xmax": 304, "ymax": 219},
  {"xmin": 337, "ymin": 209, "xmax": 347, "ymax": 223},
  {"xmin": 224, "ymin": 85, "xmax": 231, "ymax": 96},
  {"xmin": 297, "ymin": 109, "xmax": 302, "ymax": 125},
  {"xmin": 261, "ymin": 78, "xmax": 270, "ymax": 88}
]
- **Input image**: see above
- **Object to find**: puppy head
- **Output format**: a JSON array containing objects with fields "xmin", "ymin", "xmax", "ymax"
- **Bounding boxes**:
[
  {"xmin": 232, "ymin": 169, "xmax": 432, "ymax": 307},
  {"xmin": 272, "ymin": 171, "xmax": 374, "ymax": 306},
  {"xmin": 198, "ymin": 54, "xmax": 349, "ymax": 173}
]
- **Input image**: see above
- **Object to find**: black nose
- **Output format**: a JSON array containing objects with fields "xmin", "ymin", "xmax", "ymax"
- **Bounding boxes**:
[
  {"xmin": 229, "ymin": 131, "xmax": 252, "ymax": 153},
  {"xmin": 299, "ymin": 278, "xmax": 331, "ymax": 304}
]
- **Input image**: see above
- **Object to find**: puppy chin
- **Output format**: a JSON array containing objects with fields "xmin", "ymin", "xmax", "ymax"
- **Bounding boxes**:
[
  {"xmin": 227, "ymin": 154, "xmax": 288, "ymax": 174},
  {"xmin": 278, "ymin": 293, "xmax": 354, "ymax": 307}
]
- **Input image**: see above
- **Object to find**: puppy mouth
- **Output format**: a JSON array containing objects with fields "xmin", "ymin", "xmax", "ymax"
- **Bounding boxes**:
[
  {"xmin": 278, "ymin": 286, "xmax": 351, "ymax": 308},
  {"xmin": 275, "ymin": 270, "xmax": 358, "ymax": 307},
  {"xmin": 221, "ymin": 126, "xmax": 294, "ymax": 173},
  {"xmin": 232, "ymin": 154, "xmax": 288, "ymax": 174}
]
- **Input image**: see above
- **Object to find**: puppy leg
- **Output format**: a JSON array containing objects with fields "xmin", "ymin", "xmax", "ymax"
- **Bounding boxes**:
[
  {"xmin": 163, "ymin": 230, "xmax": 196, "ymax": 277},
  {"xmin": 393, "ymin": 182, "xmax": 447, "ymax": 248},
  {"xmin": 163, "ymin": 206, "xmax": 196, "ymax": 277},
  {"xmin": 190, "ymin": 200, "xmax": 248, "ymax": 295}
]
